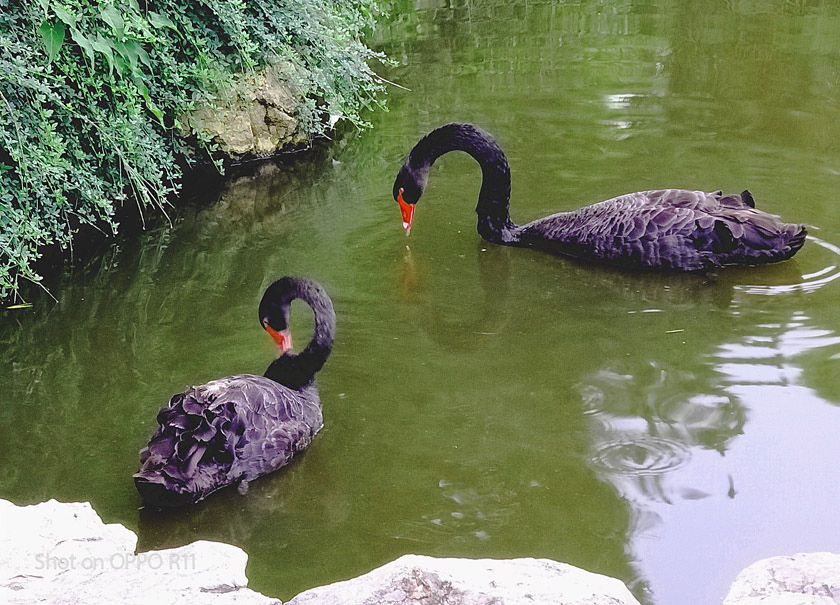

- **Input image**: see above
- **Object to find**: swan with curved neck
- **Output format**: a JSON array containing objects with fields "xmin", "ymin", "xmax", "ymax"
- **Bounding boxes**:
[
  {"xmin": 393, "ymin": 123, "xmax": 807, "ymax": 271},
  {"xmin": 134, "ymin": 277, "xmax": 336, "ymax": 507}
]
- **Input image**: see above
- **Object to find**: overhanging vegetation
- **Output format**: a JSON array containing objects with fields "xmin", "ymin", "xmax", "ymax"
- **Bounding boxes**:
[{"xmin": 0, "ymin": 0, "xmax": 387, "ymax": 301}]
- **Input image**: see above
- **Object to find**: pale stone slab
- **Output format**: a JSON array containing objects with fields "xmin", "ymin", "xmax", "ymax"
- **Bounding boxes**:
[
  {"xmin": 723, "ymin": 552, "xmax": 840, "ymax": 605},
  {"xmin": 288, "ymin": 553, "xmax": 641, "ymax": 605},
  {"xmin": 0, "ymin": 499, "xmax": 278, "ymax": 605}
]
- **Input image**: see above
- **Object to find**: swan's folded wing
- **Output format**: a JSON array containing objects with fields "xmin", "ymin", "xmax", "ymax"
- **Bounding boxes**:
[
  {"xmin": 135, "ymin": 374, "xmax": 323, "ymax": 504},
  {"xmin": 515, "ymin": 188, "xmax": 804, "ymax": 270},
  {"xmin": 517, "ymin": 191, "xmax": 708, "ymax": 269}
]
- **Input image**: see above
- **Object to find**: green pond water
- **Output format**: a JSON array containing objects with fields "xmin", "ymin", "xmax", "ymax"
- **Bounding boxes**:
[{"xmin": 3, "ymin": 1, "xmax": 840, "ymax": 603}]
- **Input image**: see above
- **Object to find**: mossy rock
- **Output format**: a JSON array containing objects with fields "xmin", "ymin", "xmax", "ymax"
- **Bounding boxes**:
[{"xmin": 185, "ymin": 63, "xmax": 309, "ymax": 159}]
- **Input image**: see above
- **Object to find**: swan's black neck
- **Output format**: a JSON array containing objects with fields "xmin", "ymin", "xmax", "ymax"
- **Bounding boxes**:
[
  {"xmin": 406, "ymin": 123, "xmax": 518, "ymax": 244},
  {"xmin": 261, "ymin": 278, "xmax": 336, "ymax": 390}
]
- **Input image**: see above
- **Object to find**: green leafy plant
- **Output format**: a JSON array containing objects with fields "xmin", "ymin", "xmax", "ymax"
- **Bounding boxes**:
[{"xmin": 0, "ymin": 0, "xmax": 387, "ymax": 301}]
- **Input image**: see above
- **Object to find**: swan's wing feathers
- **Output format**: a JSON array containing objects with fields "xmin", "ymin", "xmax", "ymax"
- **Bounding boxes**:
[
  {"xmin": 135, "ymin": 374, "xmax": 323, "ymax": 505},
  {"xmin": 740, "ymin": 190, "xmax": 756, "ymax": 207},
  {"xmin": 516, "ymin": 189, "xmax": 804, "ymax": 270},
  {"xmin": 524, "ymin": 191, "xmax": 695, "ymax": 239},
  {"xmin": 706, "ymin": 189, "xmax": 755, "ymax": 209},
  {"xmin": 235, "ymin": 419, "xmax": 316, "ymax": 481},
  {"xmin": 520, "ymin": 197, "xmax": 709, "ymax": 269},
  {"xmin": 197, "ymin": 374, "xmax": 323, "ymax": 457},
  {"xmin": 644, "ymin": 188, "xmax": 754, "ymax": 211},
  {"xmin": 641, "ymin": 189, "xmax": 713, "ymax": 209}
]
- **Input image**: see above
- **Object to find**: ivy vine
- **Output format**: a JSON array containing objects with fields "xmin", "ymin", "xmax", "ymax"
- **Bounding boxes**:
[{"xmin": 0, "ymin": 0, "xmax": 387, "ymax": 301}]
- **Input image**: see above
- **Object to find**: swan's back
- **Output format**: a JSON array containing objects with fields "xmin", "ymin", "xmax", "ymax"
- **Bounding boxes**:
[
  {"xmin": 134, "ymin": 374, "xmax": 322, "ymax": 506},
  {"xmin": 517, "ymin": 189, "xmax": 807, "ymax": 271}
]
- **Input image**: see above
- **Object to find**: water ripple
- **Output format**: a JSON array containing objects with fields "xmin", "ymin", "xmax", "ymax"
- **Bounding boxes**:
[
  {"xmin": 734, "ymin": 235, "xmax": 840, "ymax": 296},
  {"xmin": 590, "ymin": 436, "xmax": 691, "ymax": 476}
]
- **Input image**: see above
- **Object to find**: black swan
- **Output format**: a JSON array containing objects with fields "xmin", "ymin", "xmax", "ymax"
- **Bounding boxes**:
[
  {"xmin": 393, "ymin": 123, "xmax": 807, "ymax": 271},
  {"xmin": 134, "ymin": 277, "xmax": 335, "ymax": 507}
]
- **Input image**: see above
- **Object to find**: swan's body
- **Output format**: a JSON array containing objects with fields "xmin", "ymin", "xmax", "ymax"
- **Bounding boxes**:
[
  {"xmin": 393, "ymin": 123, "xmax": 806, "ymax": 271},
  {"xmin": 134, "ymin": 277, "xmax": 335, "ymax": 507}
]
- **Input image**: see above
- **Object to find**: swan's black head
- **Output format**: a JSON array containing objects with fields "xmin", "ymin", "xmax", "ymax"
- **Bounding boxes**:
[
  {"xmin": 393, "ymin": 163, "xmax": 429, "ymax": 235},
  {"xmin": 393, "ymin": 164, "xmax": 426, "ymax": 204},
  {"xmin": 259, "ymin": 277, "xmax": 336, "ymax": 388},
  {"xmin": 258, "ymin": 277, "xmax": 295, "ymax": 353}
]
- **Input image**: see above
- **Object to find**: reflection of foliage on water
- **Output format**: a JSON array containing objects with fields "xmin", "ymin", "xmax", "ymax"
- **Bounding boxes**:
[
  {"xmin": 574, "ymin": 277, "xmax": 840, "ymax": 604},
  {"xmin": 375, "ymin": 0, "xmax": 840, "ymax": 236},
  {"xmin": 582, "ymin": 362, "xmax": 745, "ymax": 458},
  {"xmin": 0, "ymin": 151, "xmax": 338, "ymax": 522},
  {"xmin": 577, "ymin": 278, "xmax": 840, "ymax": 562}
]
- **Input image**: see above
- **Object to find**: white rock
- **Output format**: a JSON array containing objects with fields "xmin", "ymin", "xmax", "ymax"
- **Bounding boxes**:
[
  {"xmin": 0, "ymin": 499, "xmax": 279, "ymax": 605},
  {"xmin": 287, "ymin": 553, "xmax": 641, "ymax": 605},
  {"xmin": 0, "ymin": 498, "xmax": 642, "ymax": 604},
  {"xmin": 724, "ymin": 552, "xmax": 840, "ymax": 605}
]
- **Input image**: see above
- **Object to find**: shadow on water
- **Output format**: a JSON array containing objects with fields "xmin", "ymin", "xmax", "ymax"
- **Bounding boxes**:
[{"xmin": 399, "ymin": 238, "xmax": 746, "ymax": 352}]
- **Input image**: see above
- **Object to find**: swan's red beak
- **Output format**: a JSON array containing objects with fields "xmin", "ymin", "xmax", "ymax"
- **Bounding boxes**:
[
  {"xmin": 397, "ymin": 188, "xmax": 414, "ymax": 236},
  {"xmin": 265, "ymin": 325, "xmax": 292, "ymax": 353}
]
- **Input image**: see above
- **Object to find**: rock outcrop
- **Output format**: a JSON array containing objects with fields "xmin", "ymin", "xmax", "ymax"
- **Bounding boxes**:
[
  {"xmin": 0, "ymin": 498, "xmax": 641, "ymax": 605},
  {"xmin": 0, "ymin": 499, "xmax": 278, "ymax": 604},
  {"xmin": 288, "ymin": 554, "xmax": 641, "ymax": 605},
  {"xmin": 185, "ymin": 63, "xmax": 308, "ymax": 158},
  {"xmin": 5, "ymin": 497, "xmax": 837, "ymax": 605},
  {"xmin": 723, "ymin": 552, "xmax": 840, "ymax": 605}
]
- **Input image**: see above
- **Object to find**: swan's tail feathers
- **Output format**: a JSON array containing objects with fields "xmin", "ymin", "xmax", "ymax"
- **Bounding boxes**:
[
  {"xmin": 134, "ymin": 434, "xmax": 221, "ymax": 507},
  {"xmin": 783, "ymin": 223, "xmax": 808, "ymax": 259},
  {"xmin": 134, "ymin": 390, "xmax": 235, "ymax": 507},
  {"xmin": 717, "ymin": 212, "xmax": 807, "ymax": 265},
  {"xmin": 134, "ymin": 474, "xmax": 196, "ymax": 507},
  {"xmin": 134, "ymin": 450, "xmax": 226, "ymax": 507}
]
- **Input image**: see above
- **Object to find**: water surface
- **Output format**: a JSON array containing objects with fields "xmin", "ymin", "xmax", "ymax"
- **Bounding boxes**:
[{"xmin": 2, "ymin": 1, "xmax": 840, "ymax": 603}]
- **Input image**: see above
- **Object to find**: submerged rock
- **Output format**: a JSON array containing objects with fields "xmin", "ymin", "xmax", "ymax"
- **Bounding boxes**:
[
  {"xmin": 0, "ymin": 499, "xmax": 278, "ymax": 604},
  {"xmin": 287, "ymin": 553, "xmax": 642, "ymax": 605},
  {"xmin": 724, "ymin": 552, "xmax": 840, "ymax": 605}
]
